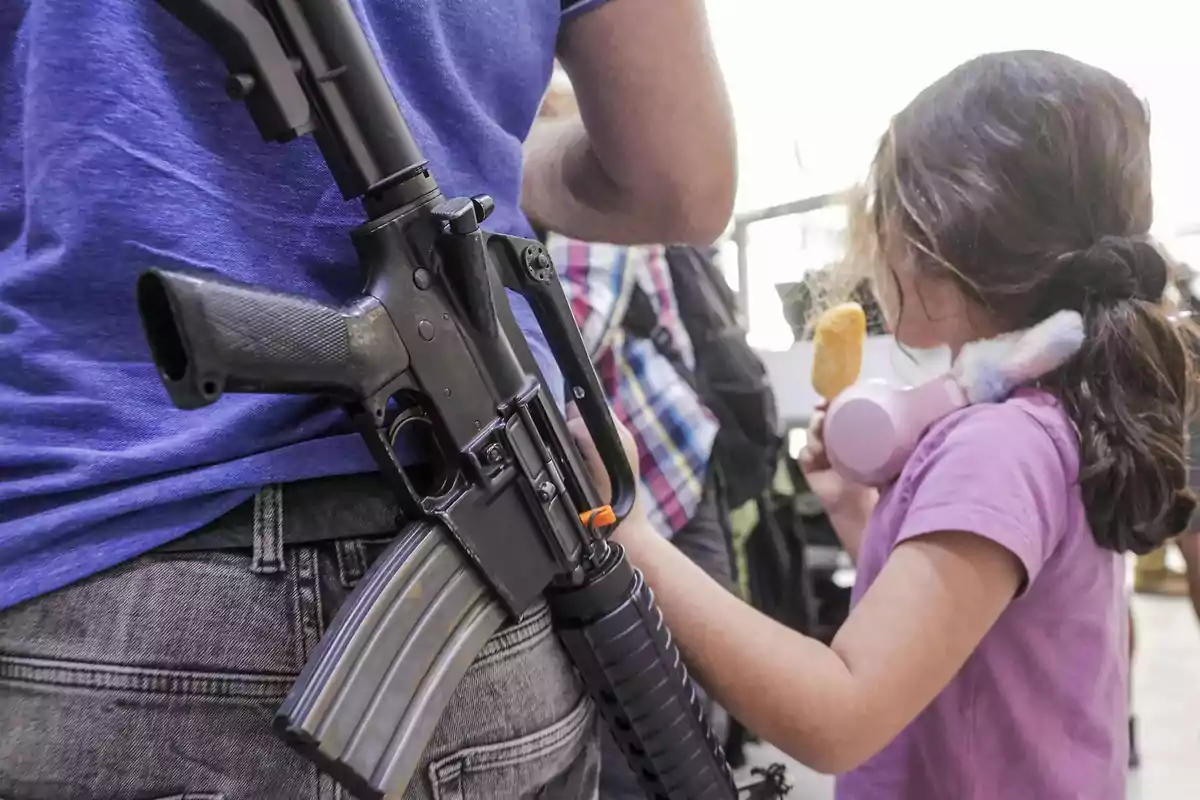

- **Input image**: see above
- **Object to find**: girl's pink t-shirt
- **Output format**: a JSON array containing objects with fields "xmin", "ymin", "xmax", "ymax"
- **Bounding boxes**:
[{"xmin": 836, "ymin": 390, "xmax": 1128, "ymax": 800}]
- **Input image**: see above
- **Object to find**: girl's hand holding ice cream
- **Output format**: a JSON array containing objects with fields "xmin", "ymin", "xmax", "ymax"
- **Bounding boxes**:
[{"xmin": 801, "ymin": 302, "xmax": 877, "ymax": 559}]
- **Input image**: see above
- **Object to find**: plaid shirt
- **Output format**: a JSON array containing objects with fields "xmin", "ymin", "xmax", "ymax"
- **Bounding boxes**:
[{"xmin": 548, "ymin": 234, "xmax": 719, "ymax": 539}]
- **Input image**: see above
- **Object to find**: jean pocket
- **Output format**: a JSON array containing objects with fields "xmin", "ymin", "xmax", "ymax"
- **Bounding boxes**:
[
  {"xmin": 0, "ymin": 790, "xmax": 226, "ymax": 800},
  {"xmin": 0, "ymin": 653, "xmax": 312, "ymax": 800},
  {"xmin": 426, "ymin": 694, "xmax": 598, "ymax": 800},
  {"xmin": 0, "ymin": 653, "xmax": 294, "ymax": 701}
]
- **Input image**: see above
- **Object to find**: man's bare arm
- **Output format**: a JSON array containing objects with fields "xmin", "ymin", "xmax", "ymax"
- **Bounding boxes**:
[{"xmin": 523, "ymin": 0, "xmax": 736, "ymax": 246}]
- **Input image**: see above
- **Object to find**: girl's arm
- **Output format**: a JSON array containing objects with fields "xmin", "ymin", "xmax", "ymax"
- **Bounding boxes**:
[
  {"xmin": 614, "ymin": 517, "xmax": 1022, "ymax": 773},
  {"xmin": 822, "ymin": 489, "xmax": 877, "ymax": 563},
  {"xmin": 574, "ymin": 401, "xmax": 1063, "ymax": 773}
]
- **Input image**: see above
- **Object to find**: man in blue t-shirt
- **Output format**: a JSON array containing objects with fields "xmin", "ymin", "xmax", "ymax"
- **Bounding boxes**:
[{"xmin": 0, "ymin": 1, "xmax": 735, "ymax": 797}]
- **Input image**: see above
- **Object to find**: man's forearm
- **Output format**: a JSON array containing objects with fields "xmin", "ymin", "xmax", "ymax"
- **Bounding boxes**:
[{"xmin": 521, "ymin": 118, "xmax": 728, "ymax": 246}]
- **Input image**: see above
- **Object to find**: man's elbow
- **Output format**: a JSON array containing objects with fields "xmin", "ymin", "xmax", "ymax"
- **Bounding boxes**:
[{"xmin": 654, "ymin": 159, "xmax": 736, "ymax": 245}]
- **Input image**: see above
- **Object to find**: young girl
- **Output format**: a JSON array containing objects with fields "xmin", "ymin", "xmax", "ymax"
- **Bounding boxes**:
[{"xmin": 571, "ymin": 50, "xmax": 1195, "ymax": 799}]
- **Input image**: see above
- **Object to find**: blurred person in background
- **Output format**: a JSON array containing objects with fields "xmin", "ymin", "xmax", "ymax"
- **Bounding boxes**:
[
  {"xmin": 1179, "ymin": 270, "xmax": 1200, "ymax": 625},
  {"xmin": 0, "ymin": 1, "xmax": 734, "ymax": 798},
  {"xmin": 1126, "ymin": 266, "xmax": 1200, "ymax": 768},
  {"xmin": 1128, "ymin": 417, "xmax": 1200, "ymax": 768}
]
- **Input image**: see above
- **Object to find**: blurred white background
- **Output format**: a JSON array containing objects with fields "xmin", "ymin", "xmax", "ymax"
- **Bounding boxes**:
[{"xmin": 705, "ymin": 0, "xmax": 1200, "ymax": 350}]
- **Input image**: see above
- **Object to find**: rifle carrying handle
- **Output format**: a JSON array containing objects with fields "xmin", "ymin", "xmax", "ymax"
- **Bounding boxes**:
[
  {"xmin": 136, "ymin": 267, "xmax": 406, "ymax": 409},
  {"xmin": 486, "ymin": 234, "xmax": 638, "ymax": 523},
  {"xmin": 548, "ymin": 546, "xmax": 737, "ymax": 800}
]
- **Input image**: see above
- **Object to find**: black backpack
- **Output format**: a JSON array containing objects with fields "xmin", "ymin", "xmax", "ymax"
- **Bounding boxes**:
[{"xmin": 622, "ymin": 246, "xmax": 782, "ymax": 509}]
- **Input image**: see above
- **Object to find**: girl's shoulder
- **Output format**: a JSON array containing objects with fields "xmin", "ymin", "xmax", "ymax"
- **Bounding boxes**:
[
  {"xmin": 886, "ymin": 390, "xmax": 1084, "ymax": 584},
  {"xmin": 905, "ymin": 388, "xmax": 1080, "ymax": 489}
]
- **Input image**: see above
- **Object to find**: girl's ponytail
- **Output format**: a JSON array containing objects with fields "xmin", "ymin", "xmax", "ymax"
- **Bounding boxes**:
[{"xmin": 1036, "ymin": 237, "xmax": 1197, "ymax": 553}]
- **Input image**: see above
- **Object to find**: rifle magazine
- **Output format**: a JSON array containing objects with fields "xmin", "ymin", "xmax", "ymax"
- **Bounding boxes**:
[{"xmin": 275, "ymin": 521, "xmax": 506, "ymax": 799}]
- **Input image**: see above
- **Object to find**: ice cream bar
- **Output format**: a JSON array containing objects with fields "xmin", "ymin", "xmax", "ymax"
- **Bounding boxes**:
[{"xmin": 811, "ymin": 302, "xmax": 867, "ymax": 400}]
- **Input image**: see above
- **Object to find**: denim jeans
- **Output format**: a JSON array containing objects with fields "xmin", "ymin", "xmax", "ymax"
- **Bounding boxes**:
[{"xmin": 0, "ymin": 478, "xmax": 599, "ymax": 800}]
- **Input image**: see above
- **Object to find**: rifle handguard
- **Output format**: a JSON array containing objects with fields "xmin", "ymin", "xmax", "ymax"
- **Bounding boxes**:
[{"xmin": 548, "ymin": 545, "xmax": 737, "ymax": 800}]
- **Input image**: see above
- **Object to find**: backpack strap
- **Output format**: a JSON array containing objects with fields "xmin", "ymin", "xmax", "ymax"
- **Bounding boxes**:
[
  {"xmin": 622, "ymin": 283, "xmax": 698, "ymax": 391},
  {"xmin": 664, "ymin": 245, "xmax": 739, "ymax": 335},
  {"xmin": 618, "ymin": 245, "xmax": 783, "ymax": 510},
  {"xmin": 589, "ymin": 248, "xmax": 640, "ymax": 360}
]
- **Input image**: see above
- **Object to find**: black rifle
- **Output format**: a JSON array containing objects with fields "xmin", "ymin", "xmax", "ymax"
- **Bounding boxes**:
[{"xmin": 136, "ymin": 2, "xmax": 789, "ymax": 799}]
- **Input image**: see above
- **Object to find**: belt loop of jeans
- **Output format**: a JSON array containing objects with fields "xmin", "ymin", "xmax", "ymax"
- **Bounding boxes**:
[
  {"xmin": 335, "ymin": 539, "xmax": 368, "ymax": 588},
  {"xmin": 251, "ymin": 484, "xmax": 286, "ymax": 575}
]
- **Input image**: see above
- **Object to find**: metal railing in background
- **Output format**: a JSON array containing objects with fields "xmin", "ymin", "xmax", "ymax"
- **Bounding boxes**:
[{"xmin": 728, "ymin": 190, "xmax": 848, "ymax": 322}]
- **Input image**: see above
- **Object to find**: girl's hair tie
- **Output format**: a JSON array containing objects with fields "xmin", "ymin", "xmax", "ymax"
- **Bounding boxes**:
[{"xmin": 1052, "ymin": 235, "xmax": 1167, "ymax": 305}]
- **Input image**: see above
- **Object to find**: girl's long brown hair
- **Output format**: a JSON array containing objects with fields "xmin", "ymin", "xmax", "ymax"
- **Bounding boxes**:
[{"xmin": 846, "ymin": 50, "xmax": 1196, "ymax": 554}]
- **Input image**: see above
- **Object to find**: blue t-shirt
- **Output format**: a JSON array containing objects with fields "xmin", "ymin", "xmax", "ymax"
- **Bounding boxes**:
[{"xmin": 0, "ymin": 0, "xmax": 594, "ymax": 610}]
